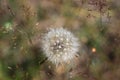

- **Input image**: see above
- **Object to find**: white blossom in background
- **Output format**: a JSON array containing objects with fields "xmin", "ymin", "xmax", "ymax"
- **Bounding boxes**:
[{"xmin": 42, "ymin": 27, "xmax": 80, "ymax": 65}]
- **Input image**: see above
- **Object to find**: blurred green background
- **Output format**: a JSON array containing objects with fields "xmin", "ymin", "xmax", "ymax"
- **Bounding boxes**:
[{"xmin": 0, "ymin": 0, "xmax": 120, "ymax": 80}]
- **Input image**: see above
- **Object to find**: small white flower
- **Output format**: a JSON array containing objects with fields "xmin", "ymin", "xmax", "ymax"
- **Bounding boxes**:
[{"xmin": 42, "ymin": 27, "xmax": 80, "ymax": 65}]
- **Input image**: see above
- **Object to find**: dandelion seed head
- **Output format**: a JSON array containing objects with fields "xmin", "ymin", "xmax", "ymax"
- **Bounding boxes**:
[{"xmin": 42, "ymin": 27, "xmax": 80, "ymax": 65}]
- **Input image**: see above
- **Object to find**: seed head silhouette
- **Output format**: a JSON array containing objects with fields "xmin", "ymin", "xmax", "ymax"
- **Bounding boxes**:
[{"xmin": 42, "ymin": 27, "xmax": 79, "ymax": 65}]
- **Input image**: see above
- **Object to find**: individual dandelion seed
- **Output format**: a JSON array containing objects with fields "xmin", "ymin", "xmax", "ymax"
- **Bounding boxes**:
[{"xmin": 42, "ymin": 27, "xmax": 80, "ymax": 66}]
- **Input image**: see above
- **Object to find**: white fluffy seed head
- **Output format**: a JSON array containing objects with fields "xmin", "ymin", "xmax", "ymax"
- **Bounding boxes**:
[{"xmin": 42, "ymin": 27, "xmax": 80, "ymax": 65}]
